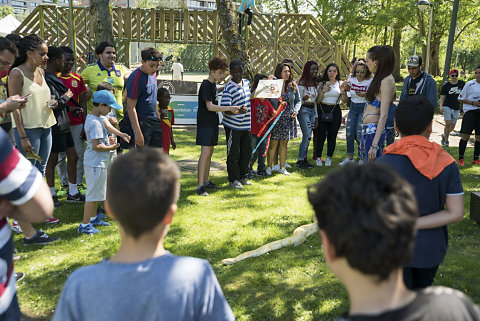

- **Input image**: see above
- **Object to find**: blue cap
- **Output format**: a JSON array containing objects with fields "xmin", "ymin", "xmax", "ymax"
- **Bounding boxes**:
[{"xmin": 92, "ymin": 90, "xmax": 122, "ymax": 110}]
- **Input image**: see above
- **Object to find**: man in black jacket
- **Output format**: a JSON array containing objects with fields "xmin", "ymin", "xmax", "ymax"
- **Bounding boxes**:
[{"xmin": 44, "ymin": 46, "xmax": 84, "ymax": 207}]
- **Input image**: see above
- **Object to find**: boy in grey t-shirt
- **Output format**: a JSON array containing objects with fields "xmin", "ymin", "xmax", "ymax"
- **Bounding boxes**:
[
  {"xmin": 53, "ymin": 148, "xmax": 235, "ymax": 321},
  {"xmin": 80, "ymin": 90, "xmax": 125, "ymax": 235}
]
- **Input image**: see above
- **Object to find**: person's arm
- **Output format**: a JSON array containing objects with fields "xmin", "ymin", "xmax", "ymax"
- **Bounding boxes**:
[
  {"xmin": 206, "ymin": 101, "xmax": 240, "ymax": 113},
  {"xmin": 0, "ymin": 95, "xmax": 27, "ymax": 113},
  {"xmin": 368, "ymin": 77, "xmax": 393, "ymax": 161},
  {"xmin": 181, "ymin": 71, "xmax": 184, "ymax": 81},
  {"xmin": 91, "ymin": 138, "xmax": 119, "ymax": 152},
  {"xmin": 339, "ymin": 81, "xmax": 349, "ymax": 103},
  {"xmin": 8, "ymin": 69, "xmax": 33, "ymax": 152},
  {"xmin": 458, "ymin": 86, "xmax": 480, "ymax": 107},
  {"xmin": 416, "ymin": 194, "xmax": 464, "ymax": 229},
  {"xmin": 171, "ymin": 68, "xmax": 174, "ymax": 80},
  {"xmin": 292, "ymin": 86, "xmax": 301, "ymax": 117},
  {"xmin": 102, "ymin": 118, "xmax": 130, "ymax": 142},
  {"xmin": 170, "ymin": 127, "xmax": 176, "ymax": 150},
  {"xmin": 439, "ymin": 95, "xmax": 446, "ymax": 113},
  {"xmin": 126, "ymin": 97, "xmax": 144, "ymax": 146}
]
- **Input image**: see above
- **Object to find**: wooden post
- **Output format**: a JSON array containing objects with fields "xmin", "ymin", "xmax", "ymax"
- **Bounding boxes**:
[
  {"xmin": 335, "ymin": 43, "xmax": 341, "ymax": 66},
  {"xmin": 159, "ymin": 9, "xmax": 165, "ymax": 42},
  {"xmin": 169, "ymin": 10, "xmax": 174, "ymax": 42},
  {"xmin": 68, "ymin": 0, "xmax": 76, "ymax": 68},
  {"xmin": 272, "ymin": 15, "xmax": 279, "ymax": 74},
  {"xmin": 184, "ymin": 10, "xmax": 190, "ymax": 44},
  {"xmin": 136, "ymin": 9, "xmax": 142, "ymax": 41},
  {"xmin": 150, "ymin": 8, "xmax": 156, "ymax": 42},
  {"xmin": 39, "ymin": 6, "xmax": 45, "ymax": 39},
  {"xmin": 193, "ymin": 11, "xmax": 198, "ymax": 44},
  {"xmin": 303, "ymin": 15, "xmax": 311, "ymax": 64},
  {"xmin": 203, "ymin": 11, "xmax": 208, "ymax": 43},
  {"xmin": 118, "ymin": 7, "xmax": 124, "ymax": 41}
]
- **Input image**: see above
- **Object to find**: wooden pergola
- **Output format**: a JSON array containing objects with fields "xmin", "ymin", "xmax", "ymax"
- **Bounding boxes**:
[{"xmin": 15, "ymin": 5, "xmax": 351, "ymax": 75}]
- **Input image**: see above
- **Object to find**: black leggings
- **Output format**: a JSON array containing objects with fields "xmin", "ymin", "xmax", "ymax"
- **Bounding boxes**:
[
  {"xmin": 316, "ymin": 104, "xmax": 342, "ymax": 158},
  {"xmin": 238, "ymin": 8, "xmax": 253, "ymax": 33}
]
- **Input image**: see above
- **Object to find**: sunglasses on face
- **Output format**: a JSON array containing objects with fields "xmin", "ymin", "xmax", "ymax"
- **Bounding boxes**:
[
  {"xmin": 355, "ymin": 70, "xmax": 365, "ymax": 74},
  {"xmin": 150, "ymin": 56, "xmax": 161, "ymax": 61},
  {"xmin": 451, "ymin": 74, "xmax": 458, "ymax": 77}
]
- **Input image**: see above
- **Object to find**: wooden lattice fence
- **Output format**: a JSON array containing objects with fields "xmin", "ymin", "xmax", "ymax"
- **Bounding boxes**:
[{"xmin": 15, "ymin": 5, "xmax": 351, "ymax": 76}]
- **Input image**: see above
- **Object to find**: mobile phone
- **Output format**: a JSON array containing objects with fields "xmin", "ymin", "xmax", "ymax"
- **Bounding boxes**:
[{"xmin": 20, "ymin": 93, "xmax": 32, "ymax": 99}]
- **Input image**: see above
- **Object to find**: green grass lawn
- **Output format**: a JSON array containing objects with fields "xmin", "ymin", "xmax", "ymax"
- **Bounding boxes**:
[{"xmin": 14, "ymin": 127, "xmax": 480, "ymax": 320}]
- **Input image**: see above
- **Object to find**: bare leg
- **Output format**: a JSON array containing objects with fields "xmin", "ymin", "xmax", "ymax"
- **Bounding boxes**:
[
  {"xmin": 83, "ymin": 201, "xmax": 98, "ymax": 224},
  {"xmin": 65, "ymin": 146, "xmax": 78, "ymax": 185},
  {"xmin": 45, "ymin": 152, "xmax": 59, "ymax": 188},
  {"xmin": 268, "ymin": 140, "xmax": 279, "ymax": 168},
  {"xmin": 198, "ymin": 146, "xmax": 214, "ymax": 187},
  {"xmin": 279, "ymin": 140, "xmax": 288, "ymax": 168},
  {"xmin": 17, "ymin": 219, "xmax": 35, "ymax": 239}
]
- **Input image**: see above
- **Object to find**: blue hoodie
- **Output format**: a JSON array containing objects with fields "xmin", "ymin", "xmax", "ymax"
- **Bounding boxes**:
[{"xmin": 400, "ymin": 71, "xmax": 438, "ymax": 107}]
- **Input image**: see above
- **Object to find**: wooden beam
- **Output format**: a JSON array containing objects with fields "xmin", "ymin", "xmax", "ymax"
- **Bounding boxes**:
[
  {"xmin": 125, "ymin": 7, "xmax": 132, "ymax": 41},
  {"xmin": 136, "ymin": 9, "xmax": 142, "ymax": 41},
  {"xmin": 303, "ymin": 15, "xmax": 311, "ymax": 63},
  {"xmin": 150, "ymin": 8, "xmax": 156, "ymax": 42},
  {"xmin": 117, "ymin": 7, "xmax": 124, "ymax": 41},
  {"xmin": 159, "ymin": 9, "xmax": 165, "ymax": 42},
  {"xmin": 39, "ymin": 5, "xmax": 45, "ymax": 39},
  {"xmin": 169, "ymin": 10, "xmax": 174, "ymax": 42},
  {"xmin": 184, "ymin": 11, "xmax": 190, "ymax": 44},
  {"xmin": 193, "ymin": 11, "xmax": 198, "ymax": 44}
]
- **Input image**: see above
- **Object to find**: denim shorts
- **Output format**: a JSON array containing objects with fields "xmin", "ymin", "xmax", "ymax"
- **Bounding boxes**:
[{"xmin": 443, "ymin": 106, "xmax": 460, "ymax": 123}]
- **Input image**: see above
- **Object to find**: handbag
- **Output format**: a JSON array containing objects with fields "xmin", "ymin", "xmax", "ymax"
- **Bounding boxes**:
[{"xmin": 319, "ymin": 95, "xmax": 341, "ymax": 123}]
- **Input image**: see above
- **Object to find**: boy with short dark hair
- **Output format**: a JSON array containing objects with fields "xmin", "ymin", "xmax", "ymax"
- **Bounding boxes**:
[
  {"xmin": 196, "ymin": 57, "xmax": 241, "ymax": 196},
  {"xmin": 221, "ymin": 60, "xmax": 252, "ymax": 189},
  {"xmin": 379, "ymin": 95, "xmax": 464, "ymax": 289},
  {"xmin": 123, "ymin": 47, "xmax": 162, "ymax": 148},
  {"xmin": 79, "ymin": 90, "xmax": 125, "ymax": 235},
  {"xmin": 53, "ymin": 148, "xmax": 235, "ymax": 321},
  {"xmin": 308, "ymin": 163, "xmax": 479, "ymax": 321}
]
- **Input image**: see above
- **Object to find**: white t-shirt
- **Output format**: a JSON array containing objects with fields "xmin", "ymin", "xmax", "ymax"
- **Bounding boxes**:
[
  {"xmin": 171, "ymin": 62, "xmax": 184, "ymax": 80},
  {"xmin": 458, "ymin": 79, "xmax": 480, "ymax": 112},
  {"xmin": 350, "ymin": 77, "xmax": 372, "ymax": 104},
  {"xmin": 321, "ymin": 81, "xmax": 341, "ymax": 104}
]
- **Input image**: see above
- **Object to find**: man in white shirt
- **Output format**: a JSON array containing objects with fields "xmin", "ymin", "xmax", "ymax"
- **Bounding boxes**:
[
  {"xmin": 171, "ymin": 58, "xmax": 184, "ymax": 81},
  {"xmin": 457, "ymin": 65, "xmax": 480, "ymax": 166}
]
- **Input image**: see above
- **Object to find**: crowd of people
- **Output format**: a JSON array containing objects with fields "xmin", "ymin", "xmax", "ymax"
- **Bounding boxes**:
[{"xmin": 0, "ymin": 32, "xmax": 480, "ymax": 320}]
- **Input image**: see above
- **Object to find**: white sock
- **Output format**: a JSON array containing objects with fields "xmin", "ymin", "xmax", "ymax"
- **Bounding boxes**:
[
  {"xmin": 89, "ymin": 216, "xmax": 98, "ymax": 222},
  {"xmin": 69, "ymin": 183, "xmax": 79, "ymax": 195},
  {"xmin": 50, "ymin": 187, "xmax": 56, "ymax": 196}
]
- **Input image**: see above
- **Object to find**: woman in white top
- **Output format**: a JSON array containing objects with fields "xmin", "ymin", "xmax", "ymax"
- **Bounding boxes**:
[
  {"xmin": 314, "ymin": 63, "xmax": 348, "ymax": 166},
  {"xmin": 340, "ymin": 60, "xmax": 372, "ymax": 165}
]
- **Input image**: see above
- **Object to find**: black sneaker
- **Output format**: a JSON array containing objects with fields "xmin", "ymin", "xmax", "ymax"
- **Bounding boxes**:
[
  {"xmin": 203, "ymin": 181, "xmax": 219, "ymax": 190},
  {"xmin": 67, "ymin": 192, "xmax": 85, "ymax": 202},
  {"xmin": 24, "ymin": 230, "xmax": 59, "ymax": 246},
  {"xmin": 52, "ymin": 195, "xmax": 61, "ymax": 208},
  {"xmin": 15, "ymin": 272, "xmax": 25, "ymax": 282},
  {"xmin": 297, "ymin": 160, "xmax": 314, "ymax": 170},
  {"xmin": 257, "ymin": 170, "xmax": 268, "ymax": 176},
  {"xmin": 195, "ymin": 186, "xmax": 209, "ymax": 196}
]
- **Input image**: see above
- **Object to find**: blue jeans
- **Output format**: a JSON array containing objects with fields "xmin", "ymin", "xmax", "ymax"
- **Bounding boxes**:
[
  {"xmin": 360, "ymin": 123, "xmax": 386, "ymax": 162},
  {"xmin": 250, "ymin": 134, "xmax": 267, "ymax": 172},
  {"xmin": 14, "ymin": 127, "xmax": 52, "ymax": 176},
  {"xmin": 297, "ymin": 106, "xmax": 316, "ymax": 160},
  {"xmin": 346, "ymin": 102, "xmax": 365, "ymax": 157}
]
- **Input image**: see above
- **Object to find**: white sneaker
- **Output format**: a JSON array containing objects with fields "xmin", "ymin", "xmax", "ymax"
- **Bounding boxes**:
[
  {"xmin": 240, "ymin": 178, "xmax": 253, "ymax": 185},
  {"xmin": 325, "ymin": 158, "xmax": 332, "ymax": 166},
  {"xmin": 266, "ymin": 167, "xmax": 272, "ymax": 176},
  {"xmin": 272, "ymin": 164, "xmax": 280, "ymax": 172},
  {"xmin": 339, "ymin": 157, "xmax": 354, "ymax": 166},
  {"xmin": 279, "ymin": 167, "xmax": 291, "ymax": 175},
  {"xmin": 316, "ymin": 158, "xmax": 323, "ymax": 166},
  {"xmin": 285, "ymin": 162, "xmax": 292, "ymax": 168},
  {"xmin": 358, "ymin": 159, "xmax": 364, "ymax": 165},
  {"xmin": 229, "ymin": 180, "xmax": 243, "ymax": 189}
]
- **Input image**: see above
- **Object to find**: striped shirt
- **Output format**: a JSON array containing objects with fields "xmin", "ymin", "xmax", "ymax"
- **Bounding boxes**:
[
  {"xmin": 0, "ymin": 130, "xmax": 43, "ymax": 314},
  {"xmin": 221, "ymin": 79, "xmax": 251, "ymax": 131}
]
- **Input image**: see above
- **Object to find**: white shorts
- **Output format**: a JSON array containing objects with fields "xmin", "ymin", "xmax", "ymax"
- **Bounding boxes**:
[{"xmin": 84, "ymin": 166, "xmax": 108, "ymax": 202}]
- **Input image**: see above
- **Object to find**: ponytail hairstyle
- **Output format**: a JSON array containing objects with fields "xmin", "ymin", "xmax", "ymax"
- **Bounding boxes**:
[
  {"xmin": 8, "ymin": 34, "xmax": 45, "ymax": 74},
  {"xmin": 365, "ymin": 45, "xmax": 395, "ymax": 102},
  {"xmin": 298, "ymin": 60, "xmax": 318, "ymax": 87}
]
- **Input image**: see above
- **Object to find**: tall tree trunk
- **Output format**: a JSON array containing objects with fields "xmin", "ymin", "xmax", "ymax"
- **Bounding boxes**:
[
  {"xmin": 216, "ymin": 0, "xmax": 254, "ymax": 80},
  {"xmin": 90, "ymin": 0, "xmax": 114, "ymax": 45},
  {"xmin": 392, "ymin": 23, "xmax": 402, "ymax": 81},
  {"xmin": 429, "ymin": 37, "xmax": 441, "ymax": 76}
]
